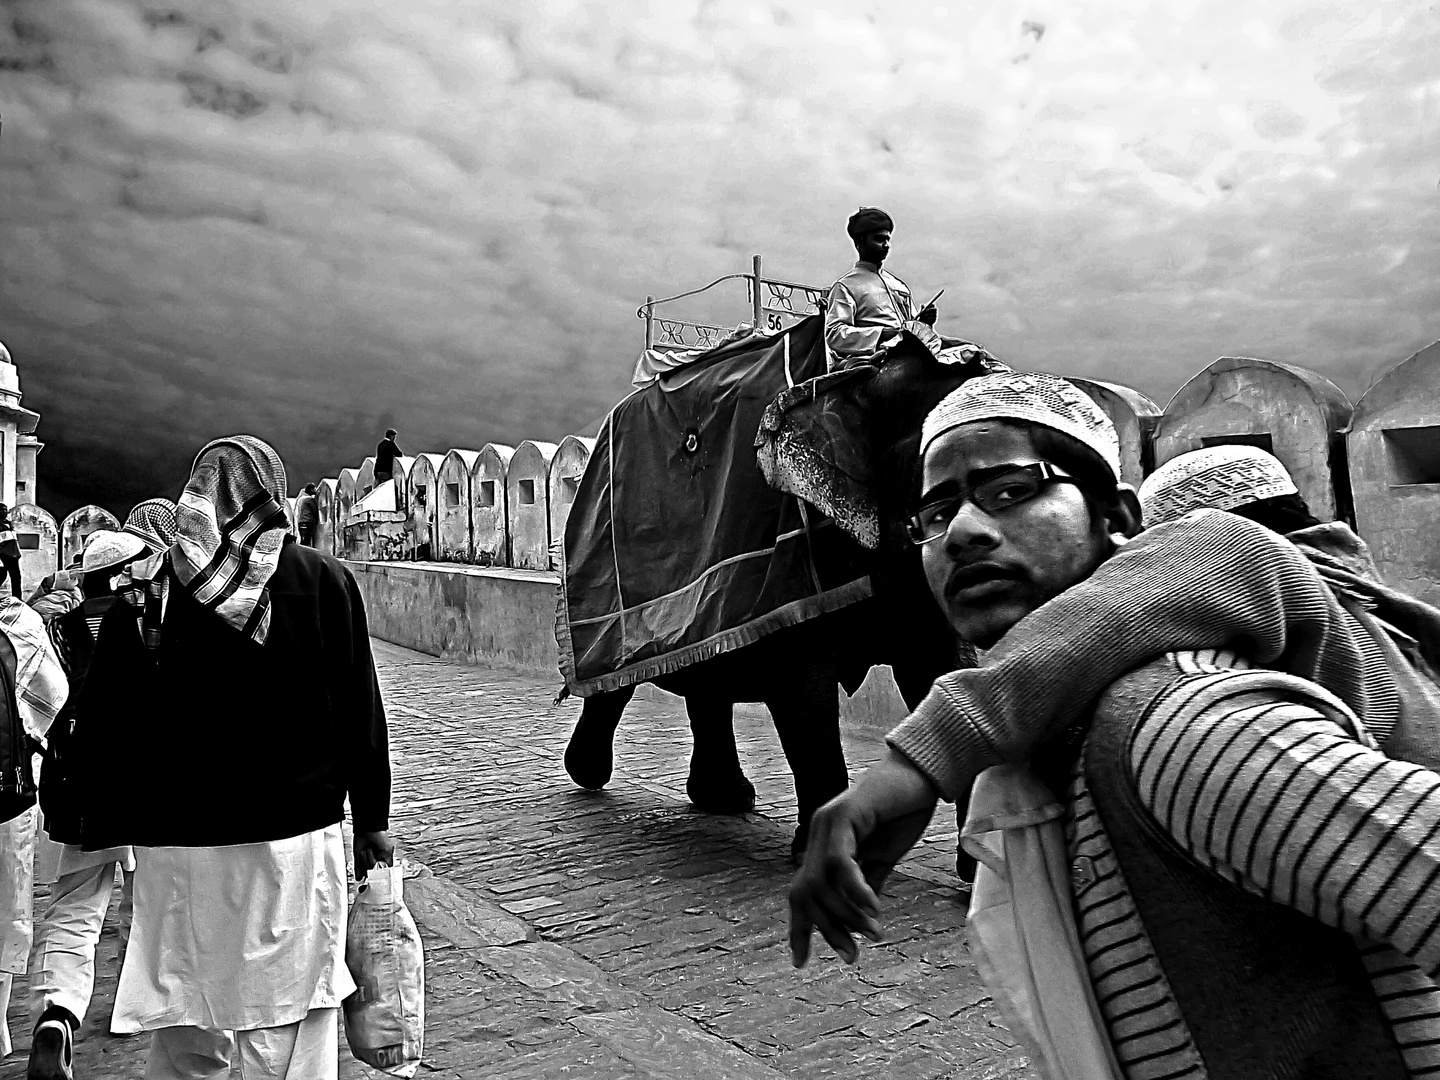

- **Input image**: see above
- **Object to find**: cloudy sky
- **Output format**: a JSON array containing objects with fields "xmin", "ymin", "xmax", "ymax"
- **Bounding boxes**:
[{"xmin": 1, "ymin": 0, "xmax": 1437, "ymax": 515}]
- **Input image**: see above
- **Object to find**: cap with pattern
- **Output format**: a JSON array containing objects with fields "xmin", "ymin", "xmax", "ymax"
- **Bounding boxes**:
[
  {"xmin": 920, "ymin": 371, "xmax": 1122, "ymax": 482},
  {"xmin": 124, "ymin": 497, "xmax": 178, "ymax": 552},
  {"xmin": 81, "ymin": 530, "xmax": 147, "ymax": 573},
  {"xmin": 1139, "ymin": 445, "xmax": 1297, "ymax": 526}
]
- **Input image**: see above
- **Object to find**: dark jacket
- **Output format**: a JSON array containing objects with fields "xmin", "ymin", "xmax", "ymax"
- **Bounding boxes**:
[
  {"xmin": 296, "ymin": 493, "xmax": 319, "ymax": 529},
  {"xmin": 375, "ymin": 438, "xmax": 401, "ymax": 477},
  {"xmin": 76, "ymin": 540, "xmax": 390, "ymax": 848}
]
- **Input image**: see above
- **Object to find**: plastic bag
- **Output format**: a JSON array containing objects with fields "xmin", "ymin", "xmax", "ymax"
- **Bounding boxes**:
[{"xmin": 343, "ymin": 864, "xmax": 425, "ymax": 1077}]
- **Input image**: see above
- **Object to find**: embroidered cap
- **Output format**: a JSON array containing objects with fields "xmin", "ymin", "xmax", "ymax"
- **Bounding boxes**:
[
  {"xmin": 81, "ymin": 530, "xmax": 147, "ymax": 573},
  {"xmin": 1139, "ymin": 445, "xmax": 1297, "ymax": 526},
  {"xmin": 920, "ymin": 371, "xmax": 1122, "ymax": 483}
]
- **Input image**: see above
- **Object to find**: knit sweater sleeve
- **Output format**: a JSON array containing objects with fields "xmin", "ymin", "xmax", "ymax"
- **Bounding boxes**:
[{"xmin": 887, "ymin": 510, "xmax": 1365, "ymax": 801}]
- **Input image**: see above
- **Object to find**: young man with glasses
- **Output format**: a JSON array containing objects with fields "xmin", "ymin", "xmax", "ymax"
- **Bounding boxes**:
[{"xmin": 789, "ymin": 372, "xmax": 1440, "ymax": 1078}]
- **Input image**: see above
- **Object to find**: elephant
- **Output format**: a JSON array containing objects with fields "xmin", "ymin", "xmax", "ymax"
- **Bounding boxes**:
[{"xmin": 560, "ymin": 330, "xmax": 998, "ymax": 856}]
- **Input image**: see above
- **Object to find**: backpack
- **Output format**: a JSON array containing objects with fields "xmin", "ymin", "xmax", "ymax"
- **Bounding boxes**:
[{"xmin": 0, "ymin": 628, "xmax": 37, "ymax": 824}]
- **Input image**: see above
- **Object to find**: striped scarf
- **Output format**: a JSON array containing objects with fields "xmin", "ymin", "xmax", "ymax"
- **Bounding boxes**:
[
  {"xmin": 120, "ymin": 498, "xmax": 177, "ymax": 652},
  {"xmin": 172, "ymin": 436, "xmax": 289, "ymax": 644},
  {"xmin": 0, "ymin": 598, "xmax": 68, "ymax": 737}
]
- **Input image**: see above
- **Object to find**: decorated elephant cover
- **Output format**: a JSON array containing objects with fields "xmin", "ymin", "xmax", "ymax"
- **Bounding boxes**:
[{"xmin": 557, "ymin": 315, "xmax": 872, "ymax": 695}]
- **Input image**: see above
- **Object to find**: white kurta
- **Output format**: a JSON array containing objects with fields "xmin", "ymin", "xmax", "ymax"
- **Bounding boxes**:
[{"xmin": 111, "ymin": 823, "xmax": 354, "ymax": 1035}]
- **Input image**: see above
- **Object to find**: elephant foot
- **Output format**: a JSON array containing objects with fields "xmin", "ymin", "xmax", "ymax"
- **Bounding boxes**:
[
  {"xmin": 790, "ymin": 822, "xmax": 809, "ymax": 865},
  {"xmin": 685, "ymin": 769, "xmax": 756, "ymax": 814},
  {"xmin": 956, "ymin": 845, "xmax": 977, "ymax": 885},
  {"xmin": 564, "ymin": 714, "xmax": 619, "ymax": 791}
]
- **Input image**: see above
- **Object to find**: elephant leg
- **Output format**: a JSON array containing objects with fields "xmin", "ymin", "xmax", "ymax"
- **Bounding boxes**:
[
  {"xmin": 564, "ymin": 685, "xmax": 635, "ymax": 790},
  {"xmin": 765, "ymin": 673, "xmax": 847, "ymax": 862},
  {"xmin": 684, "ymin": 697, "xmax": 756, "ymax": 814}
]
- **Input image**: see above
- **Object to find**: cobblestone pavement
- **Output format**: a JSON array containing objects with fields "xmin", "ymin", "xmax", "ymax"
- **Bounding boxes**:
[{"xmin": 3, "ymin": 640, "xmax": 1033, "ymax": 1079}]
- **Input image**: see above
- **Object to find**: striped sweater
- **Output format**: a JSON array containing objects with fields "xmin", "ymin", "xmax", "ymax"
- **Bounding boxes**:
[{"xmin": 1071, "ymin": 649, "xmax": 1440, "ymax": 1079}]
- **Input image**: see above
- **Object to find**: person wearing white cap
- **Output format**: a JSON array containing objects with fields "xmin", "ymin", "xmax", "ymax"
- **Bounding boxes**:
[
  {"xmin": 790, "ymin": 372, "xmax": 1440, "ymax": 1079},
  {"xmin": 28, "ymin": 529, "xmax": 147, "ymax": 1080},
  {"xmin": 1141, "ymin": 445, "xmax": 1440, "ymax": 764}
]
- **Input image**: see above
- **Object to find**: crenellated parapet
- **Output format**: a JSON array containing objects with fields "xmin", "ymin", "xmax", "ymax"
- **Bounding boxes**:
[{"xmin": 303, "ymin": 339, "xmax": 1438, "ymax": 606}]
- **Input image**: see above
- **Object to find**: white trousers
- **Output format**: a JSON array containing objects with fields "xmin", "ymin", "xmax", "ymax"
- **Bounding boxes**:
[
  {"xmin": 144, "ymin": 1007, "xmax": 339, "ymax": 1080},
  {"xmin": 0, "ymin": 805, "xmax": 38, "ymax": 1056},
  {"xmin": 30, "ymin": 861, "xmax": 134, "ymax": 1028}
]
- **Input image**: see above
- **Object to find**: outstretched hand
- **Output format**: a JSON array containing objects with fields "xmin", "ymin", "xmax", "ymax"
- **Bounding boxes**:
[
  {"xmin": 916, "ymin": 304, "xmax": 938, "ymax": 326},
  {"xmin": 788, "ymin": 751, "xmax": 938, "ymax": 968},
  {"xmin": 354, "ymin": 830, "xmax": 395, "ymax": 880}
]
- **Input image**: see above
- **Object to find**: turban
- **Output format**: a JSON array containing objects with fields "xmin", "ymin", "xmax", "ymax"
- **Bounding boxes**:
[
  {"xmin": 1139, "ymin": 445, "xmax": 1297, "ymax": 526},
  {"xmin": 921, "ymin": 371, "xmax": 1122, "ymax": 483},
  {"xmin": 846, "ymin": 206, "xmax": 894, "ymax": 240}
]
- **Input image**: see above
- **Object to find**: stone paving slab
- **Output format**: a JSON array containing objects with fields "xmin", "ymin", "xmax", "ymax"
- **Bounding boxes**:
[{"xmin": 1, "ymin": 640, "xmax": 1033, "ymax": 1079}]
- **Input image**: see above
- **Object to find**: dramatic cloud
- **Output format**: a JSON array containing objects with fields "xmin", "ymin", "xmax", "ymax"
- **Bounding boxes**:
[{"xmin": 0, "ymin": 0, "xmax": 1436, "ymax": 515}]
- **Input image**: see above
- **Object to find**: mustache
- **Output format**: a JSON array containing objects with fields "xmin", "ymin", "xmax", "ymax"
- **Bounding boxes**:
[{"xmin": 945, "ymin": 562, "xmax": 1025, "ymax": 597}]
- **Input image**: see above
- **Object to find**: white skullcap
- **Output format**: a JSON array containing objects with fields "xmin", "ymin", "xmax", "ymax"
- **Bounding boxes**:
[
  {"xmin": 920, "ymin": 371, "xmax": 1122, "ymax": 483},
  {"xmin": 1139, "ymin": 444, "xmax": 1297, "ymax": 526},
  {"xmin": 81, "ymin": 530, "xmax": 147, "ymax": 573}
]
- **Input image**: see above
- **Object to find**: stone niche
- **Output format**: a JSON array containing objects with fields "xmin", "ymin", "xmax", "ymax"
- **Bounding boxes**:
[
  {"xmin": 470, "ymin": 444, "xmax": 515, "ymax": 567},
  {"xmin": 59, "ymin": 505, "xmax": 121, "ymax": 569},
  {"xmin": 1347, "ymin": 340, "xmax": 1440, "ymax": 605},
  {"xmin": 337, "ymin": 469, "xmax": 359, "ymax": 535},
  {"xmin": 547, "ymin": 436, "xmax": 596, "ymax": 570},
  {"xmin": 316, "ymin": 478, "xmax": 338, "ymax": 556},
  {"xmin": 13, "ymin": 504, "xmax": 58, "ymax": 594},
  {"xmin": 1152, "ymin": 356, "xmax": 1354, "ymax": 521},
  {"xmin": 407, "ymin": 453, "xmax": 445, "ymax": 560},
  {"xmin": 507, "ymin": 440, "xmax": 559, "ymax": 571},
  {"xmin": 1066, "ymin": 377, "xmax": 1162, "ymax": 490},
  {"xmin": 357, "ymin": 456, "xmax": 377, "ymax": 498},
  {"xmin": 437, "ymin": 449, "xmax": 480, "ymax": 562}
]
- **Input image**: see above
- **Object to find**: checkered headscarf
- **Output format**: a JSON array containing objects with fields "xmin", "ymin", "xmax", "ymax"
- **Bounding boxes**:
[
  {"xmin": 123, "ymin": 498, "xmax": 178, "ymax": 554},
  {"xmin": 172, "ymin": 436, "xmax": 289, "ymax": 644}
]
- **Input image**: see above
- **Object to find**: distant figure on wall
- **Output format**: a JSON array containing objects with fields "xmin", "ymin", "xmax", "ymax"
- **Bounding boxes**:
[
  {"xmin": 374, "ymin": 429, "xmax": 402, "ymax": 486},
  {"xmin": 295, "ymin": 484, "xmax": 319, "ymax": 548},
  {"xmin": 0, "ymin": 504, "xmax": 22, "ymax": 597}
]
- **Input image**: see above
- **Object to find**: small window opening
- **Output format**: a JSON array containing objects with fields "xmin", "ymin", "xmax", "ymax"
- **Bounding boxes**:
[
  {"xmin": 445, "ymin": 482, "xmax": 460, "ymax": 507},
  {"xmin": 1384, "ymin": 426, "xmax": 1440, "ymax": 486},
  {"xmin": 519, "ymin": 479, "xmax": 536, "ymax": 505},
  {"xmin": 478, "ymin": 480, "xmax": 496, "ymax": 508},
  {"xmin": 17, "ymin": 533, "xmax": 39, "ymax": 550},
  {"xmin": 1199, "ymin": 433, "xmax": 1274, "ymax": 453}
]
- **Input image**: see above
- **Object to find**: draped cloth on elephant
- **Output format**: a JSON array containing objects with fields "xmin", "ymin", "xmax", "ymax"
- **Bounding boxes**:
[{"xmin": 557, "ymin": 315, "xmax": 872, "ymax": 696}]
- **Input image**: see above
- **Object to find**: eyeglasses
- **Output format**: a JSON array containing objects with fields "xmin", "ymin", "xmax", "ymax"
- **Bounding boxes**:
[{"xmin": 906, "ymin": 461, "xmax": 1076, "ymax": 545}]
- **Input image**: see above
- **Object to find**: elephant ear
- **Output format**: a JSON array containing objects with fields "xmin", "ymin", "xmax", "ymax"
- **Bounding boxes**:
[{"xmin": 755, "ymin": 366, "xmax": 882, "ymax": 549}]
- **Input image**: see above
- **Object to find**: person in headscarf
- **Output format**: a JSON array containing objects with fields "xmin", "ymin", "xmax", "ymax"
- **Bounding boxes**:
[
  {"xmin": 825, "ymin": 207, "xmax": 962, "ymax": 370},
  {"xmin": 66, "ymin": 436, "xmax": 392, "ymax": 1080},
  {"xmin": 0, "ymin": 591, "xmax": 66, "ymax": 1062},
  {"xmin": 27, "ymin": 504, "xmax": 177, "ymax": 1079},
  {"xmin": 790, "ymin": 374, "xmax": 1440, "ymax": 1079}
]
